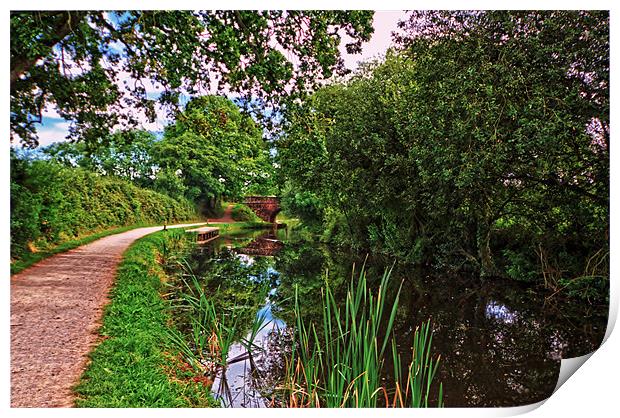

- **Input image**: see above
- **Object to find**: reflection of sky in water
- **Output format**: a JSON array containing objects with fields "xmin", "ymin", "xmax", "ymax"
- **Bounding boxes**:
[
  {"xmin": 485, "ymin": 301, "xmax": 518, "ymax": 324},
  {"xmin": 547, "ymin": 330, "xmax": 568, "ymax": 361},
  {"xmin": 212, "ymin": 302, "xmax": 287, "ymax": 407},
  {"xmin": 236, "ymin": 253, "xmax": 255, "ymax": 267},
  {"xmin": 211, "ymin": 257, "xmax": 286, "ymax": 407},
  {"xmin": 256, "ymin": 303, "xmax": 286, "ymax": 330},
  {"xmin": 236, "ymin": 255, "xmax": 280, "ymax": 294}
]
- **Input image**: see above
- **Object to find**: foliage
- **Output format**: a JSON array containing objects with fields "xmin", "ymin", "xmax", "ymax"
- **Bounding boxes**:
[
  {"xmin": 10, "ymin": 152, "xmax": 197, "ymax": 262},
  {"xmin": 11, "ymin": 10, "xmax": 374, "ymax": 147},
  {"xmin": 207, "ymin": 222, "xmax": 273, "ymax": 234},
  {"xmin": 166, "ymin": 256, "xmax": 272, "ymax": 374},
  {"xmin": 279, "ymin": 11, "xmax": 609, "ymax": 287},
  {"xmin": 43, "ymin": 96, "xmax": 278, "ymax": 209},
  {"xmin": 558, "ymin": 274, "xmax": 609, "ymax": 304},
  {"xmin": 165, "ymin": 248, "xmax": 276, "ymax": 402},
  {"xmin": 280, "ymin": 267, "xmax": 442, "ymax": 407},
  {"xmin": 44, "ymin": 130, "xmax": 158, "ymax": 189},
  {"xmin": 230, "ymin": 203, "xmax": 260, "ymax": 222},
  {"xmin": 154, "ymin": 96, "xmax": 275, "ymax": 209},
  {"xmin": 74, "ymin": 229, "xmax": 217, "ymax": 407},
  {"xmin": 40, "ymin": 94, "xmax": 277, "ymax": 217},
  {"xmin": 280, "ymin": 182, "xmax": 324, "ymax": 228}
]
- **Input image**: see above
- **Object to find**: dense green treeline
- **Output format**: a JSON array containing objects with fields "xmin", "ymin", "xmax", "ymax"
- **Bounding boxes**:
[
  {"xmin": 10, "ymin": 152, "xmax": 197, "ymax": 262},
  {"xmin": 44, "ymin": 96, "xmax": 276, "ymax": 213},
  {"xmin": 278, "ymin": 11, "xmax": 609, "ymax": 298},
  {"xmin": 11, "ymin": 96, "xmax": 277, "ymax": 265}
]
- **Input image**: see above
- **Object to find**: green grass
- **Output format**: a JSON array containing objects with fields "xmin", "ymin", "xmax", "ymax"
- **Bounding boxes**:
[
  {"xmin": 275, "ymin": 211, "xmax": 297, "ymax": 223},
  {"xmin": 206, "ymin": 221, "xmax": 273, "ymax": 232},
  {"xmin": 230, "ymin": 203, "xmax": 261, "ymax": 222},
  {"xmin": 10, "ymin": 220, "xmax": 205, "ymax": 275},
  {"xmin": 73, "ymin": 228, "xmax": 217, "ymax": 407}
]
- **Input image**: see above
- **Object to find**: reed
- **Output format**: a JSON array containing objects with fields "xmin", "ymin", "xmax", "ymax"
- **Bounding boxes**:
[
  {"xmin": 166, "ymin": 260, "xmax": 241, "ymax": 377},
  {"xmin": 281, "ymin": 267, "xmax": 443, "ymax": 407},
  {"xmin": 166, "ymin": 256, "xmax": 443, "ymax": 408}
]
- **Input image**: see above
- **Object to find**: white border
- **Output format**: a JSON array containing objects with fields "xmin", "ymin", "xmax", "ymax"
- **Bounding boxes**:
[{"xmin": 3, "ymin": 1, "xmax": 618, "ymax": 417}]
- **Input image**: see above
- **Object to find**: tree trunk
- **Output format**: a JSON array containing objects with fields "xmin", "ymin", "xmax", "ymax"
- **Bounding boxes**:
[
  {"xmin": 477, "ymin": 212, "xmax": 497, "ymax": 279},
  {"xmin": 10, "ymin": 11, "xmax": 86, "ymax": 89}
]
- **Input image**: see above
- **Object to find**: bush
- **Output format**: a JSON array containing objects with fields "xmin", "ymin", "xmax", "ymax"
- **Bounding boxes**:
[
  {"xmin": 10, "ymin": 156, "xmax": 198, "ymax": 261},
  {"xmin": 230, "ymin": 203, "xmax": 259, "ymax": 222}
]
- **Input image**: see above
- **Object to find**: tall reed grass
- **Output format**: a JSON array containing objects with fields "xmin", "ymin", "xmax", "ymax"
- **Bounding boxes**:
[
  {"xmin": 166, "ymin": 261, "xmax": 241, "ymax": 377},
  {"xmin": 280, "ymin": 267, "xmax": 443, "ymax": 407},
  {"xmin": 167, "ymin": 257, "xmax": 443, "ymax": 408}
]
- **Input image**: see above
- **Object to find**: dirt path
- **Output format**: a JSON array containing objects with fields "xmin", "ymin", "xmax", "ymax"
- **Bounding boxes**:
[
  {"xmin": 208, "ymin": 204, "xmax": 234, "ymax": 223},
  {"xmin": 10, "ymin": 222, "xmax": 204, "ymax": 408}
]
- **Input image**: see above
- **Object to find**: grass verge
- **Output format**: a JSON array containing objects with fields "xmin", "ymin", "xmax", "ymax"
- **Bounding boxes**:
[
  {"xmin": 206, "ymin": 221, "xmax": 273, "ymax": 233},
  {"xmin": 10, "ymin": 220, "xmax": 203, "ymax": 275},
  {"xmin": 73, "ymin": 228, "xmax": 217, "ymax": 407}
]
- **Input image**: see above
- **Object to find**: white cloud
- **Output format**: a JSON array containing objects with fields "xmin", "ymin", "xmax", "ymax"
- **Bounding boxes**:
[{"xmin": 36, "ymin": 119, "xmax": 72, "ymax": 147}]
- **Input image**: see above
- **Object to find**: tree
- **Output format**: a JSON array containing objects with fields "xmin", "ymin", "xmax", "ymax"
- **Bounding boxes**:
[
  {"xmin": 393, "ymin": 11, "xmax": 609, "ymax": 276},
  {"xmin": 10, "ymin": 11, "xmax": 374, "ymax": 147},
  {"xmin": 280, "ymin": 11, "xmax": 609, "ymax": 281},
  {"xmin": 45, "ymin": 130, "xmax": 158, "ymax": 188},
  {"xmin": 153, "ymin": 96, "xmax": 274, "ymax": 212}
]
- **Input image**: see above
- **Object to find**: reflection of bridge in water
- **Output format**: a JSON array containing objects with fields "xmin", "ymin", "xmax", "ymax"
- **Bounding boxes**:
[
  {"xmin": 238, "ymin": 232, "xmax": 284, "ymax": 257},
  {"xmin": 193, "ymin": 229, "xmax": 286, "ymax": 257}
]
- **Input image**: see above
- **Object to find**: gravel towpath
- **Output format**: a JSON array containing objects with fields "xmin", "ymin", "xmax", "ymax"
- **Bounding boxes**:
[
  {"xmin": 207, "ymin": 204, "xmax": 234, "ymax": 223},
  {"xmin": 10, "ymin": 223, "xmax": 204, "ymax": 407}
]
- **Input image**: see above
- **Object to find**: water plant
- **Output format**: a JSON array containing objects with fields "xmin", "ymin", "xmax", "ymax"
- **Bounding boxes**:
[
  {"xmin": 167, "ymin": 263, "xmax": 240, "ymax": 375},
  {"xmin": 280, "ymin": 267, "xmax": 443, "ymax": 407},
  {"xmin": 166, "ymin": 251, "xmax": 443, "ymax": 408}
]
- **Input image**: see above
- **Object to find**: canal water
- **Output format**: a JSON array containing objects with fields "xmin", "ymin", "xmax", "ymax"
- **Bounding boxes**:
[{"xmin": 185, "ymin": 227, "xmax": 608, "ymax": 408}]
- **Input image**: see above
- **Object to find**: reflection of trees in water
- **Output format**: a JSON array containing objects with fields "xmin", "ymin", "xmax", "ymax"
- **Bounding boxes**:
[
  {"xmin": 394, "ymin": 275, "xmax": 606, "ymax": 406},
  {"xmin": 213, "ymin": 326, "xmax": 294, "ymax": 408},
  {"xmin": 253, "ymin": 327, "xmax": 294, "ymax": 398},
  {"xmin": 191, "ymin": 233, "xmax": 607, "ymax": 407},
  {"xmin": 272, "ymin": 241, "xmax": 607, "ymax": 407}
]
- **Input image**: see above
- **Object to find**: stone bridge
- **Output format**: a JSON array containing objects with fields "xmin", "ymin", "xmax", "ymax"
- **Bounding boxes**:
[{"xmin": 244, "ymin": 196, "xmax": 281, "ymax": 223}]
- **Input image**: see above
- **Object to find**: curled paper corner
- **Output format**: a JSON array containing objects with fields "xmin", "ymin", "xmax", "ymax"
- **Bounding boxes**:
[
  {"xmin": 495, "ymin": 399, "xmax": 547, "ymax": 416},
  {"xmin": 549, "ymin": 305, "xmax": 615, "ymax": 400},
  {"xmin": 484, "ymin": 353, "xmax": 599, "ymax": 417},
  {"xmin": 495, "ymin": 310, "xmax": 616, "ymax": 417},
  {"xmin": 553, "ymin": 352, "xmax": 594, "ymax": 394}
]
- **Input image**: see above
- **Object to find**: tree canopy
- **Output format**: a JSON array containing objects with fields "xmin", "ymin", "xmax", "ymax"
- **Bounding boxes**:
[
  {"xmin": 43, "ymin": 96, "xmax": 275, "ymax": 211},
  {"xmin": 44, "ymin": 130, "xmax": 158, "ymax": 188},
  {"xmin": 11, "ymin": 10, "xmax": 374, "ymax": 147},
  {"xmin": 154, "ymin": 95, "xmax": 275, "ymax": 207},
  {"xmin": 279, "ymin": 10, "xmax": 609, "ymax": 281}
]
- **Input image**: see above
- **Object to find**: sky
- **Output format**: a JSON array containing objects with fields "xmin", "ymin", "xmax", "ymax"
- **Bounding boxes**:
[{"xmin": 32, "ymin": 10, "xmax": 407, "ymax": 148}]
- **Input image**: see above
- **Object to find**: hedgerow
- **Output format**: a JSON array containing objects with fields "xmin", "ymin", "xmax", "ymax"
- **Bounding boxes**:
[{"xmin": 10, "ymin": 156, "xmax": 197, "ymax": 261}]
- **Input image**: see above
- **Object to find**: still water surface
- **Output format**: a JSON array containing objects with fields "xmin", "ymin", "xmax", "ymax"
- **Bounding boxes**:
[{"xmin": 187, "ymin": 228, "xmax": 607, "ymax": 407}]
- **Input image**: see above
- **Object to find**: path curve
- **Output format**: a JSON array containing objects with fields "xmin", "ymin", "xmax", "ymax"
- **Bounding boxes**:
[
  {"xmin": 208, "ymin": 204, "xmax": 233, "ymax": 223},
  {"xmin": 10, "ymin": 223, "xmax": 204, "ymax": 408}
]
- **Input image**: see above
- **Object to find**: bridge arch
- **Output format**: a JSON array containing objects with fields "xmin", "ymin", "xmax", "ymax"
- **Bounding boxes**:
[{"xmin": 244, "ymin": 196, "xmax": 281, "ymax": 223}]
